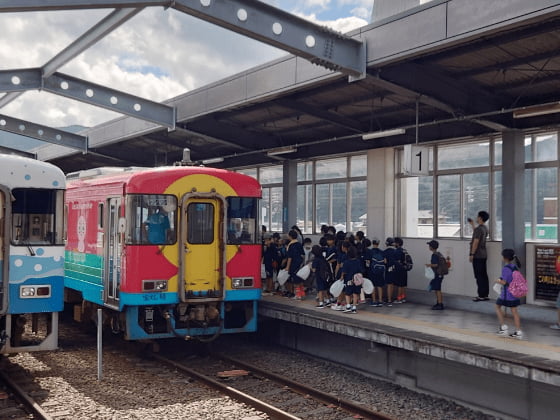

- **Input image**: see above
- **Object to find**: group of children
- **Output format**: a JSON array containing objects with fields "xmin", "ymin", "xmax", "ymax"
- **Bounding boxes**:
[
  {"xmin": 262, "ymin": 226, "xmax": 415, "ymax": 314},
  {"xmin": 262, "ymin": 227, "xmax": 539, "ymax": 340}
]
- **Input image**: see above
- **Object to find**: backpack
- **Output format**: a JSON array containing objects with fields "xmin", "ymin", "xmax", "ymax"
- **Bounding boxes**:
[
  {"xmin": 370, "ymin": 249, "xmax": 385, "ymax": 273},
  {"xmin": 436, "ymin": 252, "xmax": 448, "ymax": 276},
  {"xmin": 316, "ymin": 257, "xmax": 334, "ymax": 285},
  {"xmin": 353, "ymin": 272, "xmax": 364, "ymax": 286},
  {"xmin": 507, "ymin": 266, "xmax": 528, "ymax": 298},
  {"xmin": 403, "ymin": 249, "xmax": 413, "ymax": 271}
]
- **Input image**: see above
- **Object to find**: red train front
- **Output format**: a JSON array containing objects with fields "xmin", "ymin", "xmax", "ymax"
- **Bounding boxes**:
[{"xmin": 64, "ymin": 165, "xmax": 262, "ymax": 340}]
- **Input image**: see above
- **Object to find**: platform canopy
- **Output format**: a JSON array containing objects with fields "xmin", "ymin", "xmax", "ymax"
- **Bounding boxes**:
[{"xmin": 1, "ymin": 1, "xmax": 560, "ymax": 172}]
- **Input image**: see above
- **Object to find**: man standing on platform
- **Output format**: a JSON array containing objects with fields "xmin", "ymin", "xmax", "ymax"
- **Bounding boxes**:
[{"xmin": 469, "ymin": 210, "xmax": 490, "ymax": 301}]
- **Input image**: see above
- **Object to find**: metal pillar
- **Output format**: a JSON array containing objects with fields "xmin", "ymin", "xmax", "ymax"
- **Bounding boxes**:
[
  {"xmin": 282, "ymin": 160, "xmax": 297, "ymax": 233},
  {"xmin": 501, "ymin": 130, "xmax": 525, "ymax": 264}
]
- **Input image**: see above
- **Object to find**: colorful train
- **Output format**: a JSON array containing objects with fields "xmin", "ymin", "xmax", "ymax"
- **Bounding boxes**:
[
  {"xmin": 64, "ymin": 165, "xmax": 262, "ymax": 340},
  {"xmin": 0, "ymin": 154, "xmax": 66, "ymax": 353}
]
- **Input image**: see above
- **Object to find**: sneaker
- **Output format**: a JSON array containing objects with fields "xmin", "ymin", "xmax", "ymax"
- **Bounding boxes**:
[
  {"xmin": 351, "ymin": 306, "xmax": 357, "ymax": 314},
  {"xmin": 385, "ymin": 301, "xmax": 393, "ymax": 307},
  {"xmin": 473, "ymin": 296, "xmax": 490, "ymax": 302},
  {"xmin": 394, "ymin": 299, "xmax": 403, "ymax": 304},
  {"xmin": 316, "ymin": 302, "xmax": 325, "ymax": 308},
  {"xmin": 400, "ymin": 298, "xmax": 406, "ymax": 303},
  {"xmin": 331, "ymin": 304, "xmax": 344, "ymax": 311},
  {"xmin": 509, "ymin": 331, "xmax": 523, "ymax": 339},
  {"xmin": 497, "ymin": 325, "xmax": 509, "ymax": 335},
  {"xmin": 343, "ymin": 305, "xmax": 352, "ymax": 313},
  {"xmin": 431, "ymin": 303, "xmax": 444, "ymax": 310},
  {"xmin": 549, "ymin": 324, "xmax": 560, "ymax": 330},
  {"xmin": 325, "ymin": 301, "xmax": 332, "ymax": 307},
  {"xmin": 369, "ymin": 301, "xmax": 381, "ymax": 307}
]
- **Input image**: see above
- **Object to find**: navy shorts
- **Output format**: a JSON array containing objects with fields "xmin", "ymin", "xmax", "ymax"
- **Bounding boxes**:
[
  {"xmin": 385, "ymin": 269, "xmax": 396, "ymax": 285},
  {"xmin": 429, "ymin": 275, "xmax": 443, "ymax": 291},
  {"xmin": 315, "ymin": 276, "xmax": 328, "ymax": 292},
  {"xmin": 344, "ymin": 283, "xmax": 361, "ymax": 295},
  {"xmin": 370, "ymin": 271, "xmax": 385, "ymax": 288},
  {"xmin": 394, "ymin": 269, "xmax": 407, "ymax": 287},
  {"xmin": 496, "ymin": 298, "xmax": 520, "ymax": 308}
]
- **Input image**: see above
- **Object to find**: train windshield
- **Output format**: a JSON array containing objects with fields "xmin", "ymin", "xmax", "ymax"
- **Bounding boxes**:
[
  {"xmin": 226, "ymin": 197, "xmax": 258, "ymax": 245},
  {"xmin": 11, "ymin": 188, "xmax": 65, "ymax": 246},
  {"xmin": 125, "ymin": 194, "xmax": 177, "ymax": 245}
]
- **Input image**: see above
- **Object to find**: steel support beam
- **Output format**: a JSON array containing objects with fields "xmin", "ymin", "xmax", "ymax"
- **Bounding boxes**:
[
  {"xmin": 0, "ymin": 7, "xmax": 143, "ymax": 108},
  {"xmin": 44, "ymin": 72, "xmax": 175, "ymax": 129},
  {"xmin": 171, "ymin": 0, "xmax": 366, "ymax": 79},
  {"xmin": 276, "ymin": 98, "xmax": 364, "ymax": 133},
  {"xmin": 0, "ymin": 1, "xmax": 168, "ymax": 12},
  {"xmin": 0, "ymin": 114, "xmax": 87, "ymax": 151}
]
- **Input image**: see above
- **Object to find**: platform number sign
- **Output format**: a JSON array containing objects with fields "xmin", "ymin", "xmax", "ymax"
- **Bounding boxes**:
[{"xmin": 403, "ymin": 145, "xmax": 429, "ymax": 176}]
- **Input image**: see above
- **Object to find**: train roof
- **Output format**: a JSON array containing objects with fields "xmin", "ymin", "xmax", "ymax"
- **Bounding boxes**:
[
  {"xmin": 66, "ymin": 165, "xmax": 261, "ymax": 195},
  {"xmin": 0, "ymin": 153, "xmax": 65, "ymax": 190}
]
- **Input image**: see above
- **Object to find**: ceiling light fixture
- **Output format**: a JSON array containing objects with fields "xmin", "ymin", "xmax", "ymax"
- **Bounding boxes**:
[
  {"xmin": 513, "ymin": 102, "xmax": 560, "ymax": 119},
  {"xmin": 201, "ymin": 157, "xmax": 224, "ymax": 164},
  {"xmin": 267, "ymin": 146, "xmax": 297, "ymax": 156},
  {"xmin": 362, "ymin": 128, "xmax": 406, "ymax": 140}
]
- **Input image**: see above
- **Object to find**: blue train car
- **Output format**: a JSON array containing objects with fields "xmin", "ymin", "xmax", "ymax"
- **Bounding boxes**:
[{"xmin": 0, "ymin": 154, "xmax": 66, "ymax": 353}]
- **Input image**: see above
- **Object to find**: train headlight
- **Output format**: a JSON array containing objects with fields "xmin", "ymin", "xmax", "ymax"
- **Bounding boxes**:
[
  {"xmin": 143, "ymin": 280, "xmax": 168, "ymax": 292},
  {"xmin": 232, "ymin": 277, "xmax": 254, "ymax": 288},
  {"xmin": 20, "ymin": 285, "xmax": 51, "ymax": 298}
]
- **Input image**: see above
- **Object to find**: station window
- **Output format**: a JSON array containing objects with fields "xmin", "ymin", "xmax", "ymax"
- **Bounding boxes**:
[
  {"xmin": 398, "ymin": 131, "xmax": 559, "ymax": 243},
  {"xmin": 226, "ymin": 197, "xmax": 258, "ymax": 244}
]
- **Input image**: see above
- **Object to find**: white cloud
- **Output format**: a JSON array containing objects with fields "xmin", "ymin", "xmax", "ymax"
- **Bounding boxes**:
[{"xmin": 0, "ymin": 2, "xmax": 368, "ymax": 129}]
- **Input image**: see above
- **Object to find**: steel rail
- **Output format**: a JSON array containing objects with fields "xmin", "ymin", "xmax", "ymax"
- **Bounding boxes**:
[
  {"xmin": 152, "ymin": 354, "xmax": 302, "ymax": 420},
  {"xmin": 214, "ymin": 353, "xmax": 397, "ymax": 420},
  {"xmin": 0, "ymin": 367, "xmax": 53, "ymax": 420}
]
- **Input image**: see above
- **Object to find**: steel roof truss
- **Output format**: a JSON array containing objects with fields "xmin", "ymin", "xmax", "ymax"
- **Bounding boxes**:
[
  {"xmin": 0, "ymin": 1, "xmax": 168, "ymax": 12},
  {"xmin": 171, "ymin": 0, "xmax": 366, "ymax": 80},
  {"xmin": 0, "ymin": 69, "xmax": 42, "ymax": 93},
  {"xmin": 43, "ymin": 72, "xmax": 176, "ymax": 129},
  {"xmin": 0, "ymin": 113, "xmax": 87, "ymax": 151}
]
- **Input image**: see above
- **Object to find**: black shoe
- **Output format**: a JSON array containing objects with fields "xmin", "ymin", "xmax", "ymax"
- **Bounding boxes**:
[
  {"xmin": 431, "ymin": 303, "xmax": 444, "ymax": 310},
  {"xmin": 473, "ymin": 296, "xmax": 490, "ymax": 302}
]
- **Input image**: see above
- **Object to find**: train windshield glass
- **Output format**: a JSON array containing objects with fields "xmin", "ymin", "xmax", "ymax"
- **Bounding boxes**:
[
  {"xmin": 226, "ymin": 197, "xmax": 258, "ymax": 244},
  {"xmin": 126, "ymin": 194, "xmax": 177, "ymax": 245},
  {"xmin": 11, "ymin": 188, "xmax": 65, "ymax": 246}
]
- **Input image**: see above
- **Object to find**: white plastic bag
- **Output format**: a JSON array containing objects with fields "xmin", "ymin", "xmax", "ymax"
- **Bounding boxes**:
[
  {"xmin": 277, "ymin": 269, "xmax": 290, "ymax": 286},
  {"xmin": 362, "ymin": 278, "xmax": 374, "ymax": 294},
  {"xmin": 329, "ymin": 279, "xmax": 344, "ymax": 297},
  {"xmin": 424, "ymin": 265, "xmax": 434, "ymax": 280},
  {"xmin": 296, "ymin": 264, "xmax": 311, "ymax": 281},
  {"xmin": 493, "ymin": 282, "xmax": 502, "ymax": 296},
  {"xmin": 261, "ymin": 263, "xmax": 266, "ymax": 279}
]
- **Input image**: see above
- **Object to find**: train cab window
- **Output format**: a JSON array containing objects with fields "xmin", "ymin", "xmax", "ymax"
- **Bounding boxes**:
[
  {"xmin": 11, "ymin": 188, "xmax": 65, "ymax": 246},
  {"xmin": 227, "ymin": 197, "xmax": 258, "ymax": 245},
  {"xmin": 125, "ymin": 194, "xmax": 177, "ymax": 245}
]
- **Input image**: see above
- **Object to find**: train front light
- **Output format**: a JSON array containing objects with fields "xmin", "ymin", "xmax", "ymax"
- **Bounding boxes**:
[
  {"xmin": 20, "ymin": 285, "xmax": 51, "ymax": 298},
  {"xmin": 143, "ymin": 280, "xmax": 168, "ymax": 292},
  {"xmin": 232, "ymin": 277, "xmax": 254, "ymax": 288}
]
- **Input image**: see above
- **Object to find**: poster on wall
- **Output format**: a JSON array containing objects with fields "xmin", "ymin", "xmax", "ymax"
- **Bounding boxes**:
[{"xmin": 534, "ymin": 246, "xmax": 560, "ymax": 301}]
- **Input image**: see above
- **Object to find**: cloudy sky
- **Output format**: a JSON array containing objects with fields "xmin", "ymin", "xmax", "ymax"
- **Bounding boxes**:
[{"xmin": 0, "ymin": 0, "xmax": 372, "ymax": 129}]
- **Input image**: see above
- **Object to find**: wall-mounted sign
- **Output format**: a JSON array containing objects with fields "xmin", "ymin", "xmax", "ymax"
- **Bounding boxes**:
[
  {"xmin": 534, "ymin": 246, "xmax": 560, "ymax": 301},
  {"xmin": 403, "ymin": 144, "xmax": 429, "ymax": 176}
]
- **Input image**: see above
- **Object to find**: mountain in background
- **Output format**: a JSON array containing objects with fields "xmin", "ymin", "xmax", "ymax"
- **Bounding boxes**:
[{"xmin": 0, "ymin": 125, "xmax": 87, "ymax": 152}]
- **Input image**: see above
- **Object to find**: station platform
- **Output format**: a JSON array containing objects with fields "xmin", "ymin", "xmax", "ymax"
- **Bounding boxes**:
[{"xmin": 258, "ymin": 290, "xmax": 560, "ymax": 419}]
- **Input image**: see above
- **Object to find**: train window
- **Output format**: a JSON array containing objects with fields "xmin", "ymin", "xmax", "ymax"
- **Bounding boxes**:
[
  {"xmin": 187, "ymin": 203, "xmax": 215, "ymax": 244},
  {"xmin": 227, "ymin": 197, "xmax": 258, "ymax": 245},
  {"xmin": 98, "ymin": 203, "xmax": 104, "ymax": 228},
  {"xmin": 125, "ymin": 194, "xmax": 177, "ymax": 245},
  {"xmin": 11, "ymin": 188, "xmax": 65, "ymax": 246}
]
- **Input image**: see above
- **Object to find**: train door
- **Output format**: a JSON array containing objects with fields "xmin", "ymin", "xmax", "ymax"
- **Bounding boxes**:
[
  {"xmin": 0, "ymin": 187, "xmax": 7, "ymax": 314},
  {"xmin": 104, "ymin": 197, "xmax": 122, "ymax": 308},
  {"xmin": 179, "ymin": 194, "xmax": 225, "ymax": 301}
]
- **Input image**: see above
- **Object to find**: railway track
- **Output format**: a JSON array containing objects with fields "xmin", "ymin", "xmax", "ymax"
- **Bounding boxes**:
[
  {"xmin": 0, "ymin": 357, "xmax": 67, "ymax": 420},
  {"xmin": 152, "ymin": 351, "xmax": 396, "ymax": 420}
]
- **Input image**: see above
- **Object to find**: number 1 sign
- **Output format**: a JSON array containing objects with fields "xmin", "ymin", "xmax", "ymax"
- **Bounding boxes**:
[{"xmin": 402, "ymin": 144, "xmax": 429, "ymax": 176}]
